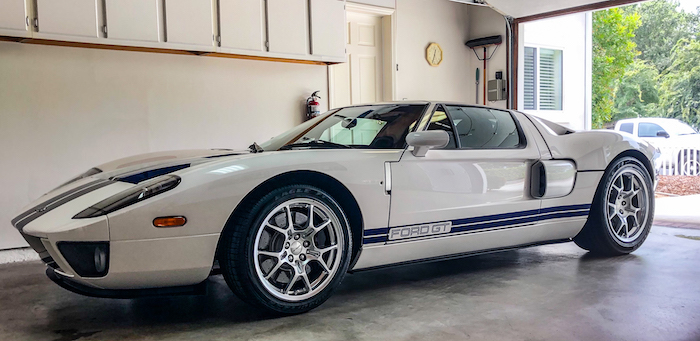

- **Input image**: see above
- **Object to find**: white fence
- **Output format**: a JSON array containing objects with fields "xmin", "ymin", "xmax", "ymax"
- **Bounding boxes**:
[{"xmin": 655, "ymin": 146, "xmax": 700, "ymax": 176}]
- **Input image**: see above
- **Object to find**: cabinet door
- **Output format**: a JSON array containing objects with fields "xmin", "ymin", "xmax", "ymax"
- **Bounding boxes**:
[
  {"xmin": 0, "ymin": 0, "xmax": 29, "ymax": 36},
  {"xmin": 36, "ymin": 0, "xmax": 99, "ymax": 38},
  {"xmin": 219, "ymin": 0, "xmax": 264, "ymax": 52},
  {"xmin": 310, "ymin": 0, "xmax": 345, "ymax": 58},
  {"xmin": 267, "ymin": 0, "xmax": 307, "ymax": 55},
  {"xmin": 164, "ymin": 0, "xmax": 214, "ymax": 47},
  {"xmin": 105, "ymin": 0, "xmax": 159, "ymax": 42}
]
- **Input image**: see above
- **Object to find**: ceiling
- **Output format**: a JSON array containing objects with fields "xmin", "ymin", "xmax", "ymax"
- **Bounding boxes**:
[{"xmin": 483, "ymin": 0, "xmax": 641, "ymax": 19}]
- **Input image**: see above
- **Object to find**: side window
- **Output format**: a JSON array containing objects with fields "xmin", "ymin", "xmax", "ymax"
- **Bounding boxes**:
[
  {"xmin": 638, "ymin": 122, "xmax": 666, "ymax": 138},
  {"xmin": 426, "ymin": 106, "xmax": 457, "ymax": 149},
  {"xmin": 445, "ymin": 106, "xmax": 522, "ymax": 149},
  {"xmin": 619, "ymin": 123, "xmax": 634, "ymax": 134}
]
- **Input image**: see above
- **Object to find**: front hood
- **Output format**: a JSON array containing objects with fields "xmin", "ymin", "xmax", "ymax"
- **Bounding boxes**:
[{"xmin": 96, "ymin": 149, "xmax": 245, "ymax": 172}]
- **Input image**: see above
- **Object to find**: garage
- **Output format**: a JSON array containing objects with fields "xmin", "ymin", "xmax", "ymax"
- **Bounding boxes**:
[{"xmin": 1, "ymin": 0, "xmax": 699, "ymax": 340}]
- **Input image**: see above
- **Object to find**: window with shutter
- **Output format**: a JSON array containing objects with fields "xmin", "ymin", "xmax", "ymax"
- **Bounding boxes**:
[
  {"xmin": 538, "ymin": 48, "xmax": 562, "ymax": 110},
  {"xmin": 522, "ymin": 46, "xmax": 563, "ymax": 111},
  {"xmin": 523, "ymin": 47, "xmax": 537, "ymax": 110}
]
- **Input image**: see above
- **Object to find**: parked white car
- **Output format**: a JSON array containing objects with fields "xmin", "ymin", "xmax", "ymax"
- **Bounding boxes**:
[
  {"xmin": 13, "ymin": 102, "xmax": 657, "ymax": 314},
  {"xmin": 614, "ymin": 118, "xmax": 700, "ymax": 175}
]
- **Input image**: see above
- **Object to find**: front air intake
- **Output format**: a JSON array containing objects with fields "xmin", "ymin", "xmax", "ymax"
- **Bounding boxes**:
[{"xmin": 57, "ymin": 242, "xmax": 109, "ymax": 278}]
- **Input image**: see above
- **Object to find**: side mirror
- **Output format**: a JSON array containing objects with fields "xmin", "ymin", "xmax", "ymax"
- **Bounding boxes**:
[
  {"xmin": 406, "ymin": 131, "xmax": 449, "ymax": 157},
  {"xmin": 656, "ymin": 131, "xmax": 670, "ymax": 138}
]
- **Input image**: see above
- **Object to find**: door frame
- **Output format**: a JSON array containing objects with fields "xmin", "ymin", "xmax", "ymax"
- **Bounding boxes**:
[{"xmin": 328, "ymin": 2, "xmax": 396, "ymax": 109}]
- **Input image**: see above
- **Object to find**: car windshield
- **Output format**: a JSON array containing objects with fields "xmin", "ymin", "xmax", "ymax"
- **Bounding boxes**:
[
  {"xmin": 276, "ymin": 104, "xmax": 427, "ymax": 150},
  {"xmin": 664, "ymin": 120, "xmax": 698, "ymax": 135}
]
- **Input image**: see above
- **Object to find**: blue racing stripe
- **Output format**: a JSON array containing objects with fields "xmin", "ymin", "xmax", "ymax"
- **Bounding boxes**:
[
  {"xmin": 364, "ymin": 228, "xmax": 390, "ymax": 237},
  {"xmin": 362, "ymin": 204, "xmax": 591, "ymax": 245}
]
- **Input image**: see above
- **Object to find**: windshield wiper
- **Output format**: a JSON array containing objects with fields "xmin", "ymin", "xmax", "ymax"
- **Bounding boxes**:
[
  {"xmin": 280, "ymin": 140, "xmax": 353, "ymax": 150},
  {"xmin": 249, "ymin": 142, "xmax": 264, "ymax": 153}
]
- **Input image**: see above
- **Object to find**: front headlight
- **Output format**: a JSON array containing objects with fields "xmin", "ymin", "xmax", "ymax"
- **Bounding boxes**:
[{"xmin": 73, "ymin": 175, "xmax": 181, "ymax": 219}]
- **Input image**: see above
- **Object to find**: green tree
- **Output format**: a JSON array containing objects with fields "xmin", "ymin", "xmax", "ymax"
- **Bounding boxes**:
[
  {"xmin": 623, "ymin": 0, "xmax": 697, "ymax": 73},
  {"xmin": 613, "ymin": 60, "xmax": 660, "ymax": 121},
  {"xmin": 593, "ymin": 8, "xmax": 641, "ymax": 128},
  {"xmin": 658, "ymin": 39, "xmax": 700, "ymax": 129}
]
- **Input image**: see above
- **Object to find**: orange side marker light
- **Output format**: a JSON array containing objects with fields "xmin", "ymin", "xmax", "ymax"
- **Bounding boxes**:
[{"xmin": 153, "ymin": 216, "xmax": 187, "ymax": 228}]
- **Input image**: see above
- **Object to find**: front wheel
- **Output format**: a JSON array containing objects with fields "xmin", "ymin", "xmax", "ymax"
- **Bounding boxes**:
[
  {"xmin": 219, "ymin": 185, "xmax": 352, "ymax": 314},
  {"xmin": 573, "ymin": 156, "xmax": 654, "ymax": 255}
]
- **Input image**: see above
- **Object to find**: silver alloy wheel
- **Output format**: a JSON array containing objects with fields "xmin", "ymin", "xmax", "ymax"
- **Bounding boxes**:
[
  {"xmin": 253, "ymin": 198, "xmax": 344, "ymax": 302},
  {"xmin": 605, "ymin": 166, "xmax": 650, "ymax": 244}
]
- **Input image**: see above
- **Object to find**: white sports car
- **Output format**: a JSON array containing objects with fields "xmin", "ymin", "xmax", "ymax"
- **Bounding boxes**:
[{"xmin": 12, "ymin": 102, "xmax": 657, "ymax": 314}]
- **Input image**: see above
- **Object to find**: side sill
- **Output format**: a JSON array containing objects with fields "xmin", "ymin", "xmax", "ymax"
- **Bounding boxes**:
[{"xmin": 347, "ymin": 238, "xmax": 571, "ymax": 273}]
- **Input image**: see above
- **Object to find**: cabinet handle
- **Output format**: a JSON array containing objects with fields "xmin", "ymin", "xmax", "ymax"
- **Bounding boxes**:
[{"xmin": 25, "ymin": 16, "xmax": 29, "ymax": 27}]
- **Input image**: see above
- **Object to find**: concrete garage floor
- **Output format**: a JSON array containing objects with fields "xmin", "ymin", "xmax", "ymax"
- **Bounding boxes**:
[{"xmin": 1, "ymin": 226, "xmax": 699, "ymax": 341}]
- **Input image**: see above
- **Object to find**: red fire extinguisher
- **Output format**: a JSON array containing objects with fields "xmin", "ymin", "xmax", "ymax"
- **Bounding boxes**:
[{"xmin": 306, "ymin": 91, "xmax": 321, "ymax": 119}]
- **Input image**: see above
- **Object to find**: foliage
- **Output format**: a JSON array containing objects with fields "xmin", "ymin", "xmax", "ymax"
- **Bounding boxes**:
[
  {"xmin": 658, "ymin": 39, "xmax": 700, "ymax": 129},
  {"xmin": 592, "ymin": 8, "xmax": 641, "ymax": 128},
  {"xmin": 613, "ymin": 60, "xmax": 660, "ymax": 121},
  {"xmin": 623, "ymin": 0, "xmax": 697, "ymax": 73}
]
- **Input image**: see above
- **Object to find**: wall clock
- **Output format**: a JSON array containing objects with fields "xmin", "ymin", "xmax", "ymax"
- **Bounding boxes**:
[{"xmin": 426, "ymin": 43, "xmax": 443, "ymax": 66}]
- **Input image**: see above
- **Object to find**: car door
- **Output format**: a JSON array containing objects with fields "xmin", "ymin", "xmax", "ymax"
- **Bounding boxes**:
[{"xmin": 370, "ymin": 104, "xmax": 545, "ymax": 266}]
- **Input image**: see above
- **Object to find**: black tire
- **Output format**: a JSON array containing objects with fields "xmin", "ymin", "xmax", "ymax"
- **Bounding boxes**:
[
  {"xmin": 573, "ymin": 156, "xmax": 654, "ymax": 255},
  {"xmin": 218, "ymin": 184, "xmax": 352, "ymax": 315}
]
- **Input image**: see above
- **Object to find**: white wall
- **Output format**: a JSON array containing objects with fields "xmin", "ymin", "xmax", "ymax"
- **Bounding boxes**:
[
  {"xmin": 518, "ymin": 13, "xmax": 591, "ymax": 130},
  {"xmin": 0, "ymin": 41, "xmax": 327, "ymax": 249},
  {"xmin": 467, "ymin": 6, "xmax": 508, "ymax": 110},
  {"xmin": 394, "ymin": 0, "xmax": 472, "ymax": 102}
]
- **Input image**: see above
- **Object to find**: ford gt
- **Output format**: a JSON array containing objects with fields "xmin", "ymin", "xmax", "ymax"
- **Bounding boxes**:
[{"xmin": 12, "ymin": 102, "xmax": 657, "ymax": 314}]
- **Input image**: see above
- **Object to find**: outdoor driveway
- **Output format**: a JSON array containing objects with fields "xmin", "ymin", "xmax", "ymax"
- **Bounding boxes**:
[{"xmin": 0, "ymin": 225, "xmax": 698, "ymax": 341}]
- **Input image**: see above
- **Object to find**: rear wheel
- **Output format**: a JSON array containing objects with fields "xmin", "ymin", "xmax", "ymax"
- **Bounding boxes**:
[
  {"xmin": 574, "ymin": 156, "xmax": 654, "ymax": 255},
  {"xmin": 219, "ymin": 185, "xmax": 352, "ymax": 314}
]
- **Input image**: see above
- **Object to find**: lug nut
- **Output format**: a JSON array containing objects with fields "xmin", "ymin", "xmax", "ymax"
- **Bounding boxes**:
[
  {"xmin": 303, "ymin": 241, "xmax": 310, "ymax": 247},
  {"xmin": 288, "ymin": 255, "xmax": 294, "ymax": 262},
  {"xmin": 300, "ymin": 254, "xmax": 306, "ymax": 261},
  {"xmin": 285, "ymin": 242, "xmax": 290, "ymax": 249},
  {"xmin": 294, "ymin": 234, "xmax": 300, "ymax": 240}
]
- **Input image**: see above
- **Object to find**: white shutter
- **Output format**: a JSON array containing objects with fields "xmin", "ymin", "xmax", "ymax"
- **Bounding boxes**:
[
  {"xmin": 523, "ymin": 47, "xmax": 536, "ymax": 110},
  {"xmin": 539, "ymin": 48, "xmax": 562, "ymax": 110}
]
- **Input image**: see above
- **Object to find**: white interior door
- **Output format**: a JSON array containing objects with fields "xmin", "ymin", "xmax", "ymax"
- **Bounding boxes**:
[{"xmin": 330, "ymin": 11, "xmax": 383, "ymax": 108}]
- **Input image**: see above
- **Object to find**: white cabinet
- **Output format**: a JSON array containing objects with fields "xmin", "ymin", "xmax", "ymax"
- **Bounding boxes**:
[
  {"xmin": 105, "ymin": 0, "xmax": 160, "ymax": 42},
  {"xmin": 267, "ymin": 0, "xmax": 308, "ymax": 56},
  {"xmin": 310, "ymin": 0, "xmax": 346, "ymax": 59},
  {"xmin": 0, "ymin": 0, "xmax": 30, "ymax": 37},
  {"xmin": 219, "ymin": 0, "xmax": 264, "ymax": 52},
  {"xmin": 164, "ymin": 0, "xmax": 214, "ymax": 48},
  {"xmin": 0, "ymin": 0, "xmax": 346, "ymax": 64},
  {"xmin": 36, "ymin": 0, "xmax": 100, "ymax": 38}
]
